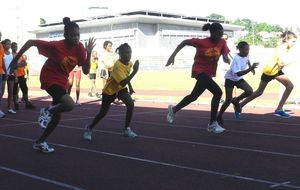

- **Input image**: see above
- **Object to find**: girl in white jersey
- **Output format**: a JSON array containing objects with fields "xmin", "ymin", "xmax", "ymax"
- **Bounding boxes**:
[{"xmin": 216, "ymin": 41, "xmax": 258, "ymax": 126}]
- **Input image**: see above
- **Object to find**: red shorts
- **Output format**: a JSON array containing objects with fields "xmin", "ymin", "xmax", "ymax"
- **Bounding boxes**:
[{"xmin": 68, "ymin": 70, "xmax": 81, "ymax": 80}]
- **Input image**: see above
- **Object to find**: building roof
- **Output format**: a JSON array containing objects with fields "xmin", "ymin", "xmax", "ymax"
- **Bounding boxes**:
[{"xmin": 30, "ymin": 10, "xmax": 244, "ymax": 34}]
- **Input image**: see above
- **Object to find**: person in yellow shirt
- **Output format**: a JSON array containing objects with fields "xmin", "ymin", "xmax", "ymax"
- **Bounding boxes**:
[
  {"xmin": 84, "ymin": 43, "xmax": 139, "ymax": 140},
  {"xmin": 88, "ymin": 50, "xmax": 98, "ymax": 97},
  {"xmin": 238, "ymin": 31, "xmax": 297, "ymax": 118}
]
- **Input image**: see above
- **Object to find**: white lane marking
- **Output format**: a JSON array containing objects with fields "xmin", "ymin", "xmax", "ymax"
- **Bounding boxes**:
[
  {"xmin": 1, "ymin": 133, "xmax": 300, "ymax": 189},
  {"xmin": 0, "ymin": 165, "xmax": 85, "ymax": 190}
]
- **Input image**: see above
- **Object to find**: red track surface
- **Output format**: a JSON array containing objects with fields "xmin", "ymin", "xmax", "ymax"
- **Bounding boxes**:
[{"xmin": 1, "ymin": 95, "xmax": 300, "ymax": 190}]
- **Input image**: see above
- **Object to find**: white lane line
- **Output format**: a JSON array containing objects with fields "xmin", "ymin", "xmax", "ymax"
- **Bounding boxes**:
[
  {"xmin": 270, "ymin": 181, "xmax": 291, "ymax": 188},
  {"xmin": 0, "ymin": 165, "xmax": 85, "ymax": 190},
  {"xmin": 2, "ymin": 121, "xmax": 300, "ymax": 159},
  {"xmin": 72, "ymin": 128, "xmax": 300, "ymax": 159},
  {"xmin": 1, "ymin": 133, "xmax": 300, "ymax": 189},
  {"xmin": 3, "ymin": 116, "xmax": 300, "ymax": 142},
  {"xmin": 125, "ymin": 119, "xmax": 300, "ymax": 139}
]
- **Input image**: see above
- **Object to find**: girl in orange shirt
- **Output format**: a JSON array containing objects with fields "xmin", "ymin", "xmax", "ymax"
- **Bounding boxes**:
[{"xmin": 11, "ymin": 42, "xmax": 35, "ymax": 110}]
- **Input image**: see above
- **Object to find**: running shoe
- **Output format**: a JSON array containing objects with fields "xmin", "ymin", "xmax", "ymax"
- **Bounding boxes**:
[
  {"xmin": 123, "ymin": 128, "xmax": 138, "ymax": 138},
  {"xmin": 274, "ymin": 109, "xmax": 291, "ymax": 118},
  {"xmin": 33, "ymin": 141, "xmax": 55, "ymax": 153},
  {"xmin": 0, "ymin": 110, "xmax": 5, "ymax": 118},
  {"xmin": 207, "ymin": 121, "xmax": 226, "ymax": 133},
  {"xmin": 8, "ymin": 109, "xmax": 17, "ymax": 114},
  {"xmin": 231, "ymin": 98, "xmax": 241, "ymax": 119},
  {"xmin": 167, "ymin": 104, "xmax": 175, "ymax": 124},
  {"xmin": 75, "ymin": 101, "xmax": 81, "ymax": 106},
  {"xmin": 83, "ymin": 125, "xmax": 92, "ymax": 141}
]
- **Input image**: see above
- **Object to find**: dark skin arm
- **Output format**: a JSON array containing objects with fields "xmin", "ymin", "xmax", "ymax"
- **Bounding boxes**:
[
  {"xmin": 236, "ymin": 61, "xmax": 259, "ymax": 77},
  {"xmin": 128, "ymin": 82, "xmax": 135, "ymax": 95},
  {"xmin": 119, "ymin": 60, "xmax": 139, "ymax": 87},
  {"xmin": 10, "ymin": 40, "xmax": 35, "ymax": 74},
  {"xmin": 166, "ymin": 39, "xmax": 191, "ymax": 66},
  {"xmin": 82, "ymin": 37, "xmax": 96, "ymax": 75},
  {"xmin": 166, "ymin": 39, "xmax": 231, "ymax": 66},
  {"xmin": 222, "ymin": 54, "xmax": 231, "ymax": 64}
]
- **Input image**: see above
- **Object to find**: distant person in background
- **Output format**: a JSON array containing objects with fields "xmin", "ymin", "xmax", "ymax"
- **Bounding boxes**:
[
  {"xmin": 166, "ymin": 22, "xmax": 230, "ymax": 133},
  {"xmin": 68, "ymin": 65, "xmax": 82, "ymax": 106},
  {"xmin": 0, "ymin": 32, "xmax": 5, "ymax": 118},
  {"xmin": 10, "ymin": 17, "xmax": 96, "ymax": 153},
  {"xmin": 2, "ymin": 39, "xmax": 16, "ymax": 114},
  {"xmin": 237, "ymin": 31, "xmax": 297, "ymax": 118},
  {"xmin": 216, "ymin": 41, "xmax": 258, "ymax": 126},
  {"xmin": 84, "ymin": 43, "xmax": 139, "ymax": 141},
  {"xmin": 101, "ymin": 40, "xmax": 116, "ymax": 82},
  {"xmin": 88, "ymin": 50, "xmax": 99, "ymax": 97},
  {"xmin": 11, "ymin": 42, "xmax": 35, "ymax": 110},
  {"xmin": 99, "ymin": 41, "xmax": 120, "ymax": 104}
]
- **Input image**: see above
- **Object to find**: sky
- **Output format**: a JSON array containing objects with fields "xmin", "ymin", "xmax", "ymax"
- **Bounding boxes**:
[{"xmin": 1, "ymin": 0, "xmax": 299, "ymax": 42}]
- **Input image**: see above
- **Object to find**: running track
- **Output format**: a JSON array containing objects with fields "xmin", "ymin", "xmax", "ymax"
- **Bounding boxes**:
[{"xmin": 1, "ymin": 96, "xmax": 300, "ymax": 190}]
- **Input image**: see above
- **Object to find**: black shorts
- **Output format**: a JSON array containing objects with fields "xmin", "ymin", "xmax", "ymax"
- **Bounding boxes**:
[
  {"xmin": 225, "ymin": 79, "xmax": 247, "ymax": 88},
  {"xmin": 100, "ymin": 69, "xmax": 107, "ymax": 78},
  {"xmin": 89, "ymin": 73, "xmax": 96, "ymax": 80},
  {"xmin": 3, "ymin": 74, "xmax": 15, "ymax": 81},
  {"xmin": 46, "ymin": 85, "xmax": 67, "ymax": 105},
  {"xmin": 261, "ymin": 70, "xmax": 284, "ymax": 83},
  {"xmin": 102, "ymin": 88, "xmax": 128, "ymax": 103}
]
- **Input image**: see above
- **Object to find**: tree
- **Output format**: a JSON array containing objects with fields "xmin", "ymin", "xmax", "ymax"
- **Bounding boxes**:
[
  {"xmin": 206, "ymin": 13, "xmax": 226, "ymax": 21},
  {"xmin": 233, "ymin": 18, "xmax": 283, "ymax": 47}
]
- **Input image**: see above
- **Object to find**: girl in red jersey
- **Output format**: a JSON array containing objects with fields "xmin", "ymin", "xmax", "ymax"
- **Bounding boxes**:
[
  {"xmin": 10, "ymin": 17, "xmax": 96, "ymax": 153},
  {"xmin": 166, "ymin": 22, "xmax": 230, "ymax": 133}
]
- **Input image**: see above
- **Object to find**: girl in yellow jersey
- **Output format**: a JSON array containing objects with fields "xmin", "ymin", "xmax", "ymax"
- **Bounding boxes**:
[
  {"xmin": 237, "ymin": 31, "xmax": 297, "ymax": 118},
  {"xmin": 84, "ymin": 43, "xmax": 139, "ymax": 140}
]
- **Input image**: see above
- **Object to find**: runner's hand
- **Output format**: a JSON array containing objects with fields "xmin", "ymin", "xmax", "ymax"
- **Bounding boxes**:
[{"xmin": 85, "ymin": 37, "xmax": 96, "ymax": 54}]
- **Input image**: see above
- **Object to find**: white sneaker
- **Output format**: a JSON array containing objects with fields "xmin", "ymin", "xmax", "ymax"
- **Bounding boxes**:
[
  {"xmin": 75, "ymin": 101, "xmax": 81, "ymax": 106},
  {"xmin": 207, "ymin": 121, "xmax": 226, "ymax": 133},
  {"xmin": 83, "ymin": 125, "xmax": 92, "ymax": 141},
  {"xmin": 167, "ymin": 104, "xmax": 175, "ymax": 124},
  {"xmin": 8, "ymin": 109, "xmax": 17, "ymax": 114},
  {"xmin": 0, "ymin": 110, "xmax": 5, "ymax": 118},
  {"xmin": 123, "ymin": 128, "xmax": 138, "ymax": 138},
  {"xmin": 33, "ymin": 141, "xmax": 55, "ymax": 153},
  {"xmin": 38, "ymin": 108, "xmax": 52, "ymax": 129}
]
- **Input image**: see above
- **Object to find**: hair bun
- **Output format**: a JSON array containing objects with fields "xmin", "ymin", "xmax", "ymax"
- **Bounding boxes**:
[{"xmin": 63, "ymin": 17, "xmax": 71, "ymax": 25}]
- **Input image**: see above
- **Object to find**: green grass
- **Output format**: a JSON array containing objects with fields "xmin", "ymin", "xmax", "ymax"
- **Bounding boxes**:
[
  {"xmin": 27, "ymin": 69, "xmax": 280, "ymax": 93},
  {"xmin": 26, "ymin": 69, "xmax": 300, "ymax": 107}
]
